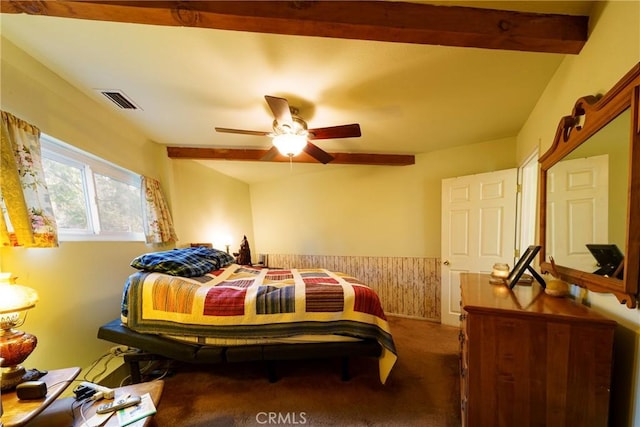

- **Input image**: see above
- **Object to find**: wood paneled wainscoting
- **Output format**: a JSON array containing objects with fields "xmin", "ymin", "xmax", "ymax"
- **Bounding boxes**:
[{"xmin": 265, "ymin": 254, "xmax": 441, "ymax": 321}]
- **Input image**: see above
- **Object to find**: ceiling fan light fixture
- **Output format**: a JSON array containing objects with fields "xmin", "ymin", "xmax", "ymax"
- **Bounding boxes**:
[{"xmin": 272, "ymin": 133, "xmax": 307, "ymax": 157}]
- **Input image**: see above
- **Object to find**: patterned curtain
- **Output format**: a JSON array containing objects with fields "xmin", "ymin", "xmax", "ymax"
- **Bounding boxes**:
[
  {"xmin": 0, "ymin": 111, "xmax": 58, "ymax": 247},
  {"xmin": 142, "ymin": 176, "xmax": 178, "ymax": 245}
]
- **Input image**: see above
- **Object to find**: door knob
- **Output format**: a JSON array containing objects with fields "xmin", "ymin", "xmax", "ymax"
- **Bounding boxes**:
[{"xmin": 443, "ymin": 260, "xmax": 450, "ymax": 265}]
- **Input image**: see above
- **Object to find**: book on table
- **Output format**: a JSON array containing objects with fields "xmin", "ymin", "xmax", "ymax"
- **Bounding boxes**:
[{"xmin": 116, "ymin": 392, "xmax": 157, "ymax": 426}]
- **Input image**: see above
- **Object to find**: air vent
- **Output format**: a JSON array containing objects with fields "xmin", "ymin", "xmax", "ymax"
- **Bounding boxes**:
[{"xmin": 98, "ymin": 90, "xmax": 140, "ymax": 110}]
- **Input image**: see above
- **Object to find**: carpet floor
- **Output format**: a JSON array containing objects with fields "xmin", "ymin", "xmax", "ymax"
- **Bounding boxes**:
[{"xmin": 151, "ymin": 316, "xmax": 462, "ymax": 427}]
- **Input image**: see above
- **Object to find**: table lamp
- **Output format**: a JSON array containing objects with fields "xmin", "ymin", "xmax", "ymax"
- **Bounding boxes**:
[{"xmin": 0, "ymin": 273, "xmax": 39, "ymax": 390}]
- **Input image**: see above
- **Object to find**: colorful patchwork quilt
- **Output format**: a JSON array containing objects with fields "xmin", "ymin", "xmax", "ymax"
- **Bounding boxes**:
[{"xmin": 124, "ymin": 264, "xmax": 397, "ymax": 383}]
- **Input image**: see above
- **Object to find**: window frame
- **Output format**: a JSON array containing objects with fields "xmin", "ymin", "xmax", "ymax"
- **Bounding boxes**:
[{"xmin": 41, "ymin": 134, "xmax": 145, "ymax": 242}]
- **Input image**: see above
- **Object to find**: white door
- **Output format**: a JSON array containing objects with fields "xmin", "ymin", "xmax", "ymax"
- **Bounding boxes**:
[
  {"xmin": 441, "ymin": 169, "xmax": 518, "ymax": 326},
  {"xmin": 517, "ymin": 150, "xmax": 539, "ymax": 253},
  {"xmin": 546, "ymin": 154, "xmax": 609, "ymax": 272}
]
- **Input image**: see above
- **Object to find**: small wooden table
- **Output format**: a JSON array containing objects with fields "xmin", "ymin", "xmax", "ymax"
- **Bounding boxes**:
[
  {"xmin": 25, "ymin": 379, "xmax": 164, "ymax": 427},
  {"xmin": 1, "ymin": 367, "xmax": 80, "ymax": 427}
]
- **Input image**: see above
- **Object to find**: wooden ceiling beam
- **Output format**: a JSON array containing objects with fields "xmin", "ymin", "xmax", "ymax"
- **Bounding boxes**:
[
  {"xmin": 1, "ymin": 1, "xmax": 588, "ymax": 54},
  {"xmin": 167, "ymin": 147, "xmax": 415, "ymax": 166}
]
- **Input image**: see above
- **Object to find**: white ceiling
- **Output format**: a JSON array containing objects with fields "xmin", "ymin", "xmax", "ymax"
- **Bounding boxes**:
[{"xmin": 0, "ymin": 1, "xmax": 595, "ymax": 183}]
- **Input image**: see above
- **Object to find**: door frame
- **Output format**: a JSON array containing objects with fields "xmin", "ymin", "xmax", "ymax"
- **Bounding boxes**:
[{"xmin": 517, "ymin": 148, "xmax": 540, "ymax": 258}]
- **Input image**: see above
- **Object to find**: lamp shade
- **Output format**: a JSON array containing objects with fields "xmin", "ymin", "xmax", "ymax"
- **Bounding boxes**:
[
  {"xmin": 0, "ymin": 285, "xmax": 38, "ymax": 315},
  {"xmin": 273, "ymin": 133, "xmax": 307, "ymax": 157}
]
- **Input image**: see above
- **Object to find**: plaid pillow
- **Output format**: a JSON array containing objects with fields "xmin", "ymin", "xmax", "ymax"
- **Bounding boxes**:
[
  {"xmin": 188, "ymin": 246, "xmax": 236, "ymax": 267},
  {"xmin": 130, "ymin": 247, "xmax": 217, "ymax": 277}
]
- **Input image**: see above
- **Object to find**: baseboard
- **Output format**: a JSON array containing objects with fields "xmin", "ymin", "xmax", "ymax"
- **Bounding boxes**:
[{"xmin": 386, "ymin": 312, "xmax": 440, "ymax": 323}]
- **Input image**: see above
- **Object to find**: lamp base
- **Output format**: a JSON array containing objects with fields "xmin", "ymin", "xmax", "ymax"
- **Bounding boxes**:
[
  {"xmin": 0, "ymin": 365, "xmax": 46, "ymax": 390},
  {"xmin": 0, "ymin": 328, "xmax": 39, "ymax": 390}
]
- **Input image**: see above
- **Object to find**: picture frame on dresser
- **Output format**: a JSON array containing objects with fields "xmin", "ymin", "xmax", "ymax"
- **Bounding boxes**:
[{"xmin": 505, "ymin": 245, "xmax": 546, "ymax": 289}]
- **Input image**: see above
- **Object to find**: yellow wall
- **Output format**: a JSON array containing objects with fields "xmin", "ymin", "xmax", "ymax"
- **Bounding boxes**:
[
  {"xmin": 516, "ymin": 1, "xmax": 640, "ymax": 425},
  {"xmin": 0, "ymin": 38, "xmax": 254, "ymax": 379},
  {"xmin": 0, "ymin": 243, "xmax": 149, "ymax": 377},
  {"xmin": 170, "ymin": 159, "xmax": 254, "ymax": 251},
  {"xmin": 250, "ymin": 137, "xmax": 516, "ymax": 257}
]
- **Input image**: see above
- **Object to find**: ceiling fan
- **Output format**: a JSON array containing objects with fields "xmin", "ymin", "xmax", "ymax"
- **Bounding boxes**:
[{"xmin": 215, "ymin": 95, "xmax": 361, "ymax": 164}]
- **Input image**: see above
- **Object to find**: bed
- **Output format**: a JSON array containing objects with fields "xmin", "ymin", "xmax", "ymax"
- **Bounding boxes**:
[{"xmin": 98, "ymin": 247, "xmax": 397, "ymax": 384}]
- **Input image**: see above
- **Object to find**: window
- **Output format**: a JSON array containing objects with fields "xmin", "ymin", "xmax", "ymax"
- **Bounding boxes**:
[{"xmin": 41, "ymin": 134, "xmax": 144, "ymax": 241}]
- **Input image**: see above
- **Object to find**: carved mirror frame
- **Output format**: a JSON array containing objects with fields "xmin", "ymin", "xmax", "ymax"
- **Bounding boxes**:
[{"xmin": 539, "ymin": 62, "xmax": 640, "ymax": 308}]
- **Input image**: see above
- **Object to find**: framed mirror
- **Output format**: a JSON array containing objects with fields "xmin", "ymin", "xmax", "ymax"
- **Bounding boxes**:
[{"xmin": 538, "ymin": 62, "xmax": 640, "ymax": 308}]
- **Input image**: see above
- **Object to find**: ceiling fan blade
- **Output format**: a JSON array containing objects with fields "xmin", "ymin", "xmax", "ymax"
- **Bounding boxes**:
[
  {"xmin": 308, "ymin": 124, "xmax": 361, "ymax": 140},
  {"xmin": 215, "ymin": 127, "xmax": 270, "ymax": 136},
  {"xmin": 261, "ymin": 146, "xmax": 280, "ymax": 161},
  {"xmin": 265, "ymin": 95, "xmax": 293, "ymax": 127},
  {"xmin": 303, "ymin": 142, "xmax": 335, "ymax": 164}
]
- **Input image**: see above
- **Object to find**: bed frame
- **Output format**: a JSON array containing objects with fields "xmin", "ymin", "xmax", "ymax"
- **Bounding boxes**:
[{"xmin": 98, "ymin": 319, "xmax": 382, "ymax": 383}]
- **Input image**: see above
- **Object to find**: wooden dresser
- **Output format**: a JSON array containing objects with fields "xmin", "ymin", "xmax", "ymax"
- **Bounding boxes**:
[{"xmin": 459, "ymin": 273, "xmax": 616, "ymax": 427}]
